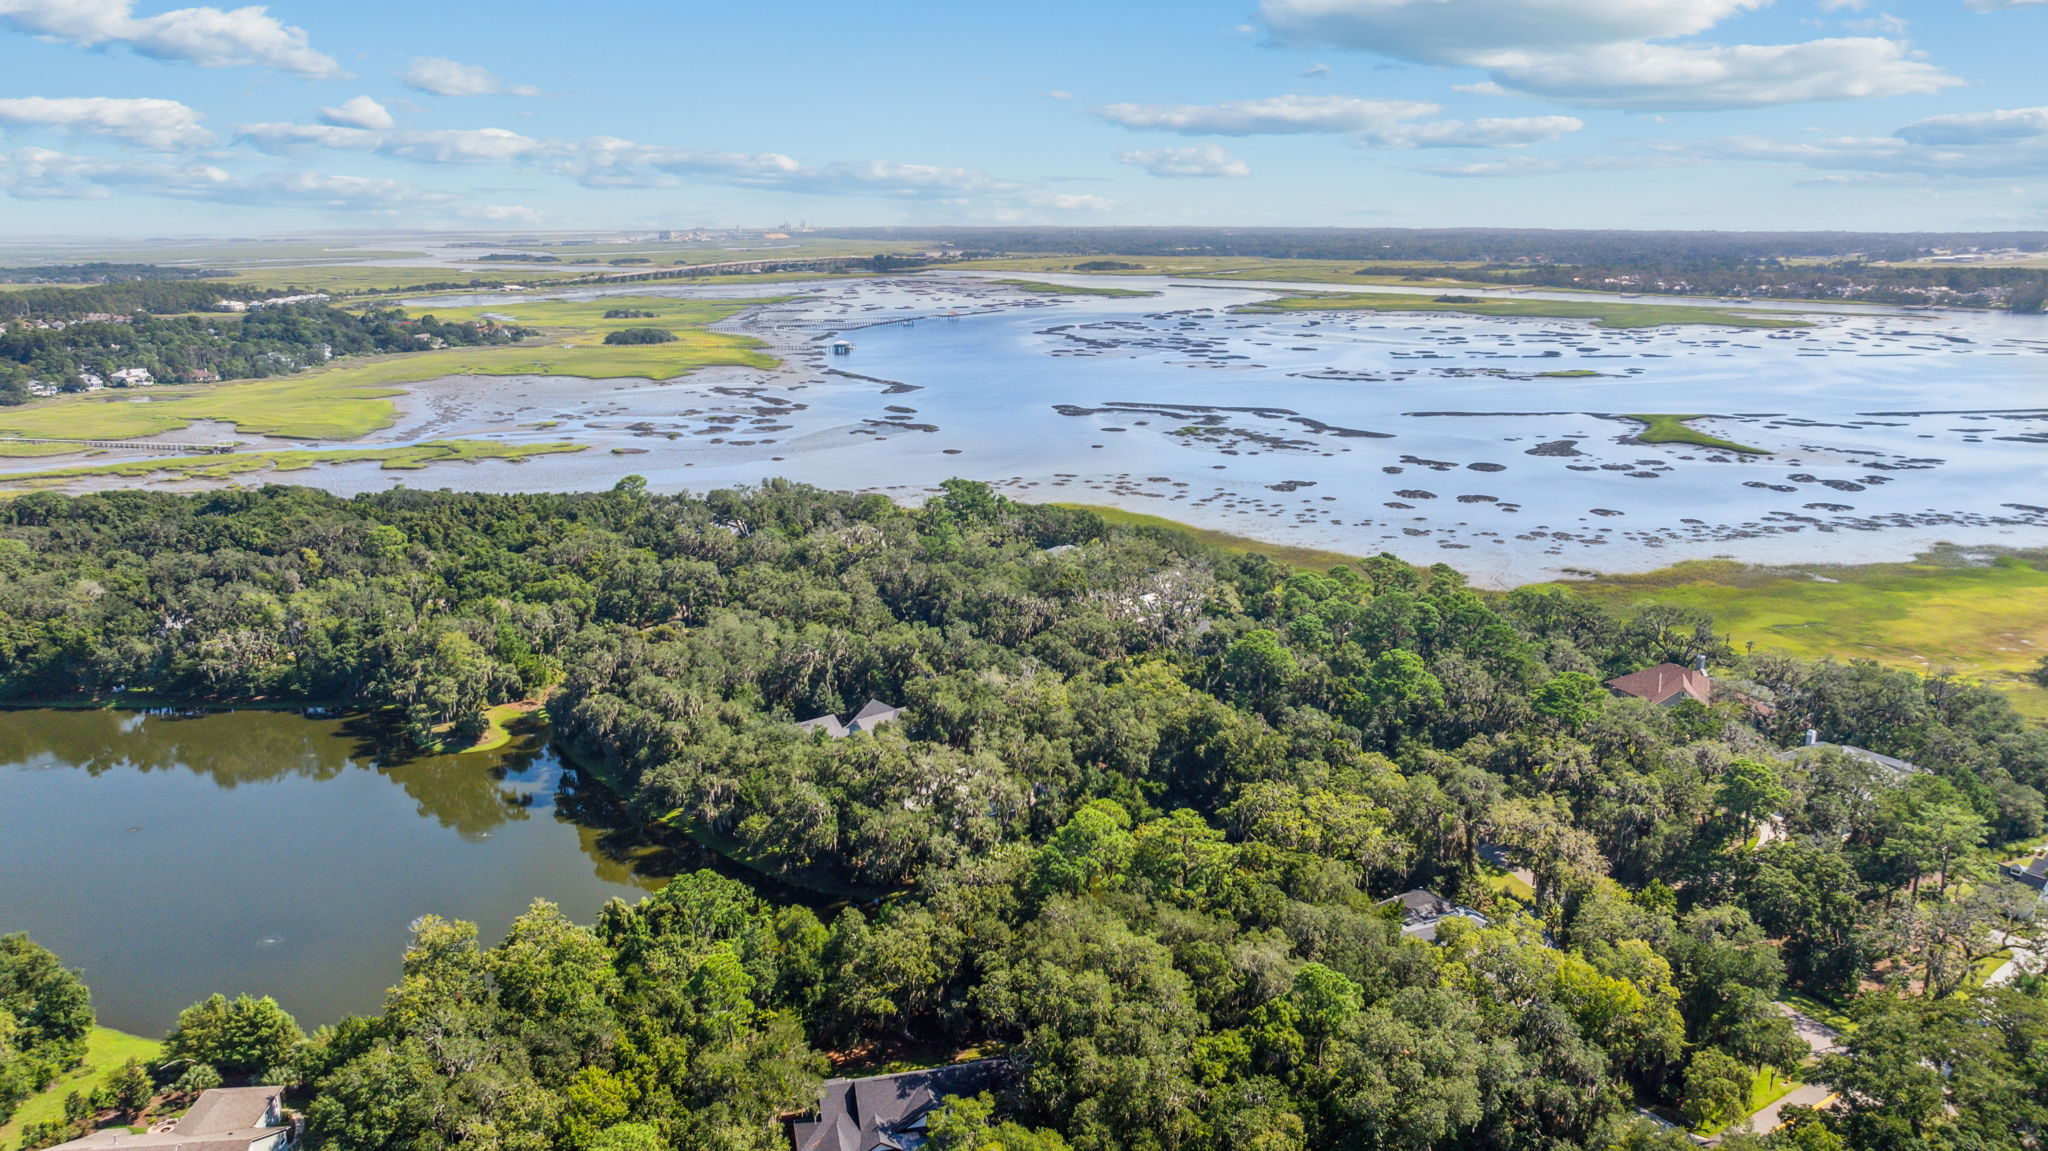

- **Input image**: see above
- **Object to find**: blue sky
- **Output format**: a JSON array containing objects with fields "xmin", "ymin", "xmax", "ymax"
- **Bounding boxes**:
[{"xmin": 1, "ymin": 0, "xmax": 2045, "ymax": 235}]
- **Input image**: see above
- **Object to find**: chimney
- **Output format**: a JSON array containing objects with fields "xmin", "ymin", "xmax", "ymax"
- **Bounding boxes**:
[
  {"xmin": 1805, "ymin": 728, "xmax": 1820, "ymax": 746},
  {"xmin": 1694, "ymin": 654, "xmax": 1709, "ymax": 674}
]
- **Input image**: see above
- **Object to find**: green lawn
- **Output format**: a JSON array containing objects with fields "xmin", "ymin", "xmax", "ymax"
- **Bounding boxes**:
[
  {"xmin": 450, "ymin": 701, "xmax": 546, "ymax": 755},
  {"xmin": 0, "ymin": 296, "xmax": 781, "ymax": 442},
  {"xmin": 1693, "ymin": 1068, "xmax": 1800, "ymax": 1137},
  {"xmin": 1618, "ymin": 413, "xmax": 1772, "ymax": 455},
  {"xmin": 1550, "ymin": 552, "xmax": 2048, "ymax": 723},
  {"xmin": 0, "ymin": 440, "xmax": 585, "ymax": 488},
  {"xmin": 1232, "ymin": 290, "xmax": 1811, "ymax": 329},
  {"xmin": 993, "ymin": 278, "xmax": 1158, "ymax": 298},
  {"xmin": 0, "ymin": 1027, "xmax": 160, "ymax": 1149}
]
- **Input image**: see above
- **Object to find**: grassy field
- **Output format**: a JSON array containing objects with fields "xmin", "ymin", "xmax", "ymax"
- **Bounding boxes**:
[
  {"xmin": 994, "ymin": 278, "xmax": 1159, "ymax": 298},
  {"xmin": 1055, "ymin": 503, "xmax": 1367, "ymax": 572},
  {"xmin": 0, "ymin": 295, "xmax": 779, "ymax": 442},
  {"xmin": 1553, "ymin": 552, "xmax": 2048, "ymax": 722},
  {"xmin": 1619, "ymin": 413, "xmax": 1772, "ymax": 455},
  {"xmin": 452, "ymin": 700, "xmax": 547, "ymax": 754},
  {"xmin": 0, "ymin": 439, "xmax": 584, "ymax": 488},
  {"xmin": 0, "ymin": 1027, "xmax": 161, "ymax": 1149},
  {"xmin": 1233, "ymin": 291, "xmax": 1811, "ymax": 329}
]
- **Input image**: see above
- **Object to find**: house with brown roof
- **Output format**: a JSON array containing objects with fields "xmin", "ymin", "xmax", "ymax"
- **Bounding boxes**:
[
  {"xmin": 47, "ymin": 1086, "xmax": 292, "ymax": 1151},
  {"xmin": 1605, "ymin": 662, "xmax": 1715, "ymax": 707}
]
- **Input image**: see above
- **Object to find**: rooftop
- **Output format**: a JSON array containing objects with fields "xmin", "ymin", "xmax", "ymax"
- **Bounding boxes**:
[
  {"xmin": 1604, "ymin": 663, "xmax": 1713, "ymax": 706},
  {"xmin": 789, "ymin": 1060, "xmax": 1012, "ymax": 1151}
]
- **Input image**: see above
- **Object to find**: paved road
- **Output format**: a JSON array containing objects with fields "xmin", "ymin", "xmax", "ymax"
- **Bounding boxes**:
[{"xmin": 1727, "ymin": 1003, "xmax": 1845, "ymax": 1138}]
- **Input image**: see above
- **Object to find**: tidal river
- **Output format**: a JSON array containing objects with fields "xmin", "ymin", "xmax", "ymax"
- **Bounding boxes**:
[{"xmin": 0, "ymin": 708, "xmax": 673, "ymax": 1035}]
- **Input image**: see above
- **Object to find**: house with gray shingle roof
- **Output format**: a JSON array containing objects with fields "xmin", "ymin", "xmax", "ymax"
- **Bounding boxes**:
[
  {"xmin": 47, "ymin": 1086, "xmax": 292, "ymax": 1151},
  {"xmin": 796, "ymin": 699, "xmax": 904, "ymax": 739},
  {"xmin": 787, "ymin": 1060, "xmax": 1012, "ymax": 1151}
]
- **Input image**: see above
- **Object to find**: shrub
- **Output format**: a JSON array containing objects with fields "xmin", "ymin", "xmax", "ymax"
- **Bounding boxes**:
[{"xmin": 602, "ymin": 327, "xmax": 677, "ymax": 346}]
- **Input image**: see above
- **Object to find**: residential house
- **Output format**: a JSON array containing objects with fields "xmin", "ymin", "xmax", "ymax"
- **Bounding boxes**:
[
  {"xmin": 110, "ymin": 367, "xmax": 154, "ymax": 387},
  {"xmin": 1605, "ymin": 662, "xmax": 1714, "ymax": 707},
  {"xmin": 788, "ymin": 1059, "xmax": 1013, "ymax": 1151},
  {"xmin": 1776, "ymin": 735, "xmax": 1924, "ymax": 780},
  {"xmin": 797, "ymin": 699, "xmax": 904, "ymax": 739},
  {"xmin": 2002, "ymin": 854, "xmax": 2048, "ymax": 893},
  {"xmin": 46, "ymin": 1085, "xmax": 293, "ymax": 1151},
  {"xmin": 1377, "ymin": 889, "xmax": 1489, "ymax": 943},
  {"xmin": 1606, "ymin": 660, "xmax": 1775, "ymax": 718}
]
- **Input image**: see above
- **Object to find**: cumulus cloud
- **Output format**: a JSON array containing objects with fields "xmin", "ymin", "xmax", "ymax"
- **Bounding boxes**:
[
  {"xmin": 1896, "ymin": 104, "xmax": 2048, "ymax": 145},
  {"xmin": 1481, "ymin": 37, "xmax": 1956, "ymax": 109},
  {"xmin": 401, "ymin": 56, "xmax": 539, "ymax": 97},
  {"xmin": 1254, "ymin": 0, "xmax": 1956, "ymax": 109},
  {"xmin": 1118, "ymin": 144, "xmax": 1252, "ymax": 177},
  {"xmin": 0, "ymin": 95, "xmax": 210, "ymax": 149},
  {"xmin": 0, "ymin": 0, "xmax": 341, "ymax": 77},
  {"xmin": 1098, "ymin": 94, "xmax": 1579, "ymax": 147},
  {"xmin": 318, "ymin": 95, "xmax": 394, "ymax": 131}
]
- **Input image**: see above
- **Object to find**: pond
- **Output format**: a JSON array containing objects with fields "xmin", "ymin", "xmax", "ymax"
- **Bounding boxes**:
[{"xmin": 0, "ymin": 708, "xmax": 672, "ymax": 1035}]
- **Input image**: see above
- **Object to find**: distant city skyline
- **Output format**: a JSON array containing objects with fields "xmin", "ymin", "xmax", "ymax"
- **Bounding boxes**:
[{"xmin": 2, "ymin": 0, "xmax": 2046, "ymax": 235}]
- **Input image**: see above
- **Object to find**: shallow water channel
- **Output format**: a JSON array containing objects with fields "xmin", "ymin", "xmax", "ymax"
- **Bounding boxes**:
[{"xmin": 0, "ymin": 708, "xmax": 680, "ymax": 1035}]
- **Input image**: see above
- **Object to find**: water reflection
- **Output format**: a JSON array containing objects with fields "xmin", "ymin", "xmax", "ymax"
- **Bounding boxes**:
[{"xmin": 0, "ymin": 708, "xmax": 665, "ymax": 1034}]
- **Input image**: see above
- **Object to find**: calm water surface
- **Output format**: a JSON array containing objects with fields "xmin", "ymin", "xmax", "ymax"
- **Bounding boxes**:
[{"xmin": 0, "ymin": 709, "xmax": 666, "ymax": 1035}]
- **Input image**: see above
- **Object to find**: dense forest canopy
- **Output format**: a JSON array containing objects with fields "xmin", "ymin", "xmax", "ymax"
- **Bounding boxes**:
[
  {"xmin": 0, "ymin": 481, "xmax": 2042, "ymax": 1151},
  {"xmin": 0, "ymin": 300, "xmax": 531, "ymax": 404}
]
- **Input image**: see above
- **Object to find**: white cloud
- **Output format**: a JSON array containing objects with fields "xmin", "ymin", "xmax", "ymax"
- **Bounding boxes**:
[
  {"xmin": 235, "ymin": 113, "xmax": 1037, "ymax": 205},
  {"xmin": 460, "ymin": 203, "xmax": 544, "ymax": 223},
  {"xmin": 237, "ymin": 122, "xmax": 545, "ymax": 164},
  {"xmin": 1119, "ymin": 144, "xmax": 1252, "ymax": 177},
  {"xmin": 0, "ymin": 95, "xmax": 210, "ymax": 149},
  {"xmin": 1897, "ymin": 105, "xmax": 2048, "ymax": 145},
  {"xmin": 1045, "ymin": 90, "xmax": 1076, "ymax": 100},
  {"xmin": 1370, "ymin": 115, "xmax": 1582, "ymax": 146},
  {"xmin": 1843, "ymin": 12, "xmax": 1908, "ymax": 34},
  {"xmin": 1098, "ymin": 93, "xmax": 1579, "ymax": 147},
  {"xmin": 0, "ymin": 145, "xmax": 451, "ymax": 207},
  {"xmin": 1255, "ymin": 0, "xmax": 1956, "ymax": 109},
  {"xmin": 765, "ymin": 159, "xmax": 1030, "ymax": 199},
  {"xmin": 1098, "ymin": 94, "xmax": 1439, "ymax": 135},
  {"xmin": 1024, "ymin": 192, "xmax": 1118, "ymax": 212},
  {"xmin": 0, "ymin": 0, "xmax": 341, "ymax": 77},
  {"xmin": 1963, "ymin": 0, "xmax": 2046, "ymax": 9},
  {"xmin": 1260, "ymin": 0, "xmax": 1762, "ymax": 60},
  {"xmin": 1299, "ymin": 62, "xmax": 1331, "ymax": 78},
  {"xmin": 318, "ymin": 95, "xmax": 393, "ymax": 131},
  {"xmin": 550, "ymin": 136, "xmax": 802, "ymax": 188},
  {"xmin": 1481, "ymin": 37, "xmax": 1957, "ymax": 109},
  {"xmin": 401, "ymin": 56, "xmax": 539, "ymax": 97}
]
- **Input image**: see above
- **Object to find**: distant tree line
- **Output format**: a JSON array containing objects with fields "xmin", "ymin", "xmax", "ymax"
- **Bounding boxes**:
[
  {"xmin": 0, "ymin": 303, "xmax": 532, "ymax": 404},
  {"xmin": 0, "ymin": 263, "xmax": 221, "ymax": 285}
]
